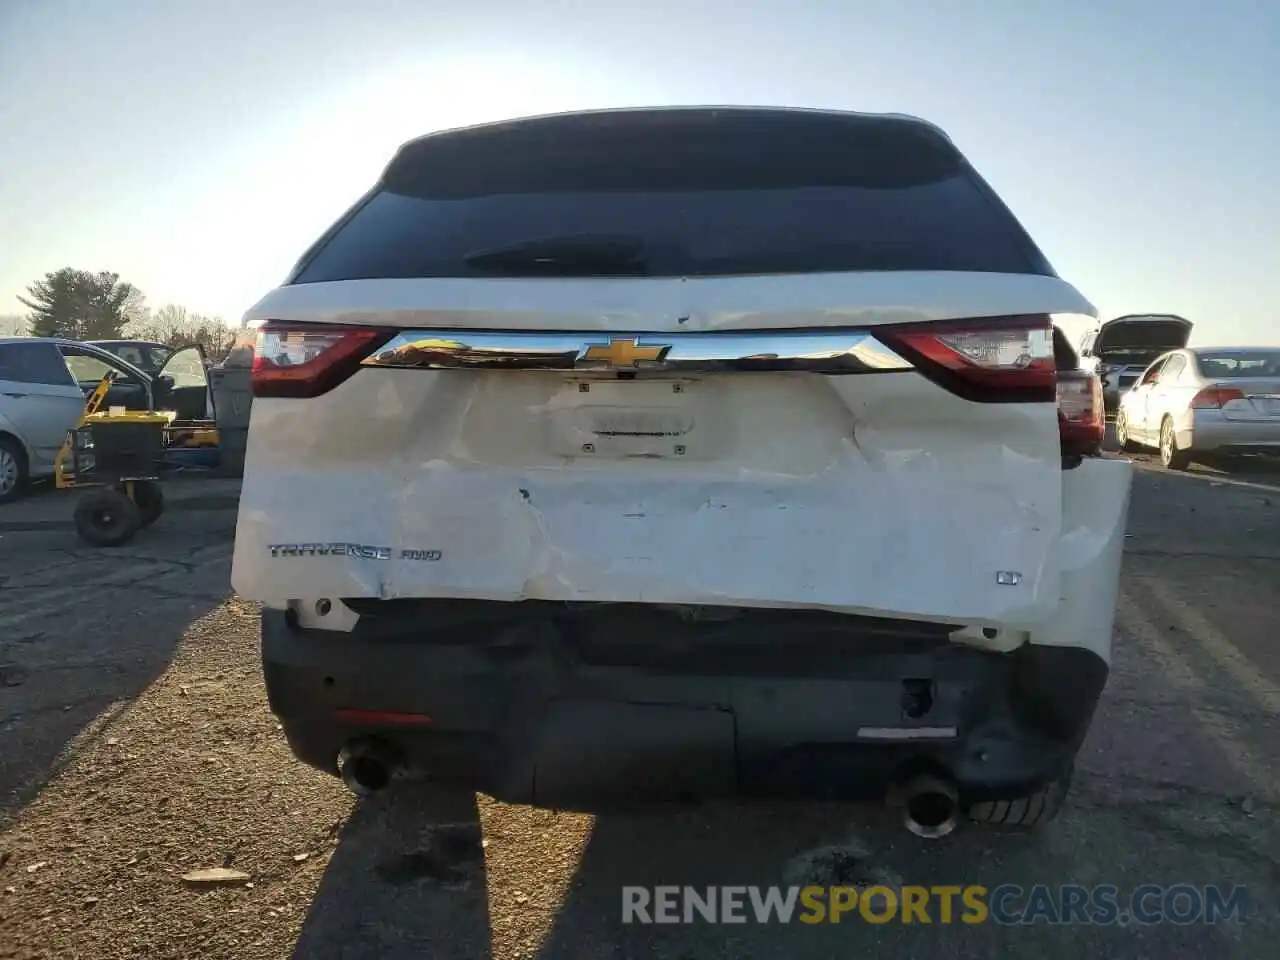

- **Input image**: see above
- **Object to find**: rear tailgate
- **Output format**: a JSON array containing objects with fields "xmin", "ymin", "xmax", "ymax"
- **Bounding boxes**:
[
  {"xmin": 232, "ymin": 272, "xmax": 1092, "ymax": 628},
  {"xmin": 1095, "ymin": 315, "xmax": 1193, "ymax": 356},
  {"xmin": 230, "ymin": 107, "xmax": 1095, "ymax": 629},
  {"xmin": 1214, "ymin": 379, "xmax": 1280, "ymax": 421}
]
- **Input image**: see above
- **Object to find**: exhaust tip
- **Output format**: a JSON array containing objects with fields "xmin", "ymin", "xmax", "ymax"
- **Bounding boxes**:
[
  {"xmin": 338, "ymin": 741, "xmax": 395, "ymax": 797},
  {"xmin": 898, "ymin": 774, "xmax": 959, "ymax": 840}
]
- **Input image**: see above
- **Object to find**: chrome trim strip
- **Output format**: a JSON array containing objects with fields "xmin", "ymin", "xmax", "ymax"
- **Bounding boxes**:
[{"xmin": 361, "ymin": 329, "xmax": 913, "ymax": 374}]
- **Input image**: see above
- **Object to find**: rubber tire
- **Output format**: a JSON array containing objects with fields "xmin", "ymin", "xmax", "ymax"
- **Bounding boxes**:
[
  {"xmin": 74, "ymin": 488, "xmax": 142, "ymax": 547},
  {"xmin": 1160, "ymin": 417, "xmax": 1192, "ymax": 471},
  {"xmin": 967, "ymin": 771, "xmax": 1071, "ymax": 829},
  {"xmin": 1114, "ymin": 410, "xmax": 1140, "ymax": 453},
  {"xmin": 133, "ymin": 480, "xmax": 165, "ymax": 527},
  {"xmin": 0, "ymin": 435, "xmax": 27, "ymax": 505}
]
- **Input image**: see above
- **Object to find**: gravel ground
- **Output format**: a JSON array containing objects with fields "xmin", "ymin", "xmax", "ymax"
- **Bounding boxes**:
[{"xmin": 0, "ymin": 458, "xmax": 1277, "ymax": 959}]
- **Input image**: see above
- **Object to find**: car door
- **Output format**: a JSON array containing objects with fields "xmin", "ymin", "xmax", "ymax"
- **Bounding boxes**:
[
  {"xmin": 154, "ymin": 345, "xmax": 214, "ymax": 422},
  {"xmin": 0, "ymin": 341, "xmax": 88, "ymax": 471},
  {"xmin": 57, "ymin": 343, "xmax": 152, "ymax": 411},
  {"xmin": 1147, "ymin": 353, "xmax": 1188, "ymax": 432},
  {"xmin": 1125, "ymin": 355, "xmax": 1169, "ymax": 443}
]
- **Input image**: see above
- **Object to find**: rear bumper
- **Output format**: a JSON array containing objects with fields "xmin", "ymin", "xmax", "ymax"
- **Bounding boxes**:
[
  {"xmin": 261, "ymin": 605, "xmax": 1108, "ymax": 810},
  {"xmin": 1183, "ymin": 409, "xmax": 1280, "ymax": 455}
]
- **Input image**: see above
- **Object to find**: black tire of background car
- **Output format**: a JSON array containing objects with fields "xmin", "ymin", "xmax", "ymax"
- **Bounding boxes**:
[
  {"xmin": 133, "ymin": 480, "xmax": 165, "ymax": 527},
  {"xmin": 1160, "ymin": 417, "xmax": 1192, "ymax": 471},
  {"xmin": 0, "ymin": 434, "xmax": 28, "ymax": 505},
  {"xmin": 1115, "ymin": 411, "xmax": 1140, "ymax": 452},
  {"xmin": 74, "ymin": 488, "xmax": 143, "ymax": 547},
  {"xmin": 967, "ymin": 770, "xmax": 1071, "ymax": 829}
]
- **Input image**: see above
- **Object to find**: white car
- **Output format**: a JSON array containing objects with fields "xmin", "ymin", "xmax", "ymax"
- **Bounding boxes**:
[
  {"xmin": 230, "ymin": 107, "xmax": 1130, "ymax": 836},
  {"xmin": 1078, "ymin": 314, "xmax": 1194, "ymax": 413},
  {"xmin": 1115, "ymin": 346, "xmax": 1280, "ymax": 469},
  {"xmin": 0, "ymin": 338, "xmax": 211, "ymax": 502}
]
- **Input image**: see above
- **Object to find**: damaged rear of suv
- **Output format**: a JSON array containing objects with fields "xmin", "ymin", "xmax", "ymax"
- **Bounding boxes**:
[{"xmin": 231, "ymin": 107, "xmax": 1131, "ymax": 835}]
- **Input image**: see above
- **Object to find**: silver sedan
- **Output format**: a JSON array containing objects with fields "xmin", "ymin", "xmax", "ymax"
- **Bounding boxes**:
[{"xmin": 1115, "ymin": 346, "xmax": 1280, "ymax": 469}]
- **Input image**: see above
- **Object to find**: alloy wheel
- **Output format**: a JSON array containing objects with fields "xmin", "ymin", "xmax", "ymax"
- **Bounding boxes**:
[{"xmin": 0, "ymin": 448, "xmax": 17, "ymax": 497}]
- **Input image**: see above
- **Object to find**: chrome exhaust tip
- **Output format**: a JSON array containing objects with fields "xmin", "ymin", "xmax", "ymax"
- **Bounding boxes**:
[
  {"xmin": 337, "ymin": 740, "xmax": 395, "ymax": 797},
  {"xmin": 899, "ymin": 774, "xmax": 959, "ymax": 839}
]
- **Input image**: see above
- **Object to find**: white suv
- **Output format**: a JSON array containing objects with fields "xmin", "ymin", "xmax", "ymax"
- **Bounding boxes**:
[{"xmin": 231, "ymin": 107, "xmax": 1130, "ymax": 836}]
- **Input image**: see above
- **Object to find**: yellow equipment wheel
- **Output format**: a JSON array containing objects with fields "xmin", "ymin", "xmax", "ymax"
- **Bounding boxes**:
[
  {"xmin": 133, "ymin": 480, "xmax": 165, "ymax": 527},
  {"xmin": 74, "ymin": 488, "xmax": 142, "ymax": 547}
]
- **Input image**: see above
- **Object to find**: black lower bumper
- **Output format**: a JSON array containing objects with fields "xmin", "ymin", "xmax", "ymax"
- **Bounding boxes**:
[{"xmin": 261, "ymin": 602, "xmax": 1108, "ymax": 811}]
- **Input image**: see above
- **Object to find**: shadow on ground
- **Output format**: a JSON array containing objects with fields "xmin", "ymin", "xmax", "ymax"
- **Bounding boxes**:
[
  {"xmin": 0, "ymin": 513, "xmax": 233, "ymax": 825},
  {"xmin": 294, "ymin": 786, "xmax": 494, "ymax": 960}
]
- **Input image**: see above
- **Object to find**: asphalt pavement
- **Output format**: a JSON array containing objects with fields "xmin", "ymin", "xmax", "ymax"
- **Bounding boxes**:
[{"xmin": 0, "ymin": 458, "xmax": 1276, "ymax": 959}]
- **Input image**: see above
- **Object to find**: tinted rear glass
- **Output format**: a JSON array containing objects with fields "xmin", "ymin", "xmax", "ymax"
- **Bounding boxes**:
[
  {"xmin": 292, "ymin": 110, "xmax": 1055, "ymax": 283},
  {"xmin": 1196, "ymin": 351, "xmax": 1280, "ymax": 377},
  {"xmin": 0, "ymin": 342, "xmax": 74, "ymax": 386}
]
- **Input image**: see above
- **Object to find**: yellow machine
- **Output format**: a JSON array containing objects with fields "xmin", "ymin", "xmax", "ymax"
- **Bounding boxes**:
[
  {"xmin": 55, "ymin": 370, "xmax": 171, "ymax": 546},
  {"xmin": 165, "ymin": 424, "xmax": 221, "ymax": 449}
]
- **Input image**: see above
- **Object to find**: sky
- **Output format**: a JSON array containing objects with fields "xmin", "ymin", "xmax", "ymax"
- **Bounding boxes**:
[{"xmin": 1, "ymin": 0, "xmax": 1276, "ymax": 348}]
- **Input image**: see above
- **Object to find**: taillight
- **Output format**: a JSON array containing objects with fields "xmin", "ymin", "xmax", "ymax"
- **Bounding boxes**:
[
  {"xmin": 1057, "ymin": 370, "xmax": 1104, "ymax": 457},
  {"xmin": 251, "ymin": 323, "xmax": 393, "ymax": 398},
  {"xmin": 1191, "ymin": 386, "xmax": 1245, "ymax": 409},
  {"xmin": 878, "ymin": 315, "xmax": 1056, "ymax": 403}
]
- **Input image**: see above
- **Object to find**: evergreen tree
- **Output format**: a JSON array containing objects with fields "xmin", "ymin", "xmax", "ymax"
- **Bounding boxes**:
[{"xmin": 19, "ymin": 269, "xmax": 145, "ymax": 339}]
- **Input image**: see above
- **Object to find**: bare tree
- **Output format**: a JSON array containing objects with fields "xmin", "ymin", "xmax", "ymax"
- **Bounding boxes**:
[{"xmin": 127, "ymin": 304, "xmax": 237, "ymax": 361}]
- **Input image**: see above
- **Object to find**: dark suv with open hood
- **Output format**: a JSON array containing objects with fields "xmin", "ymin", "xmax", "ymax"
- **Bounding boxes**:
[{"xmin": 1079, "ymin": 314, "xmax": 1193, "ymax": 413}]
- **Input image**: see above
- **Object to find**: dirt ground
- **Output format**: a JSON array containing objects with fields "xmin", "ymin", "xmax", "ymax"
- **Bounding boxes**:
[{"xmin": 0, "ymin": 458, "xmax": 1277, "ymax": 959}]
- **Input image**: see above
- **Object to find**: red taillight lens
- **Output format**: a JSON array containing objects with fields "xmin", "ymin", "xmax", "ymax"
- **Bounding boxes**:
[
  {"xmin": 334, "ymin": 708, "xmax": 433, "ymax": 726},
  {"xmin": 1191, "ymin": 386, "xmax": 1245, "ymax": 409},
  {"xmin": 251, "ymin": 323, "xmax": 393, "ymax": 398},
  {"xmin": 1057, "ymin": 370, "xmax": 1104, "ymax": 456},
  {"xmin": 878, "ymin": 315, "xmax": 1056, "ymax": 403}
]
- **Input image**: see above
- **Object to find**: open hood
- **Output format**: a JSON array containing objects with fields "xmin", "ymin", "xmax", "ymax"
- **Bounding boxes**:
[{"xmin": 1094, "ymin": 314, "xmax": 1192, "ymax": 354}]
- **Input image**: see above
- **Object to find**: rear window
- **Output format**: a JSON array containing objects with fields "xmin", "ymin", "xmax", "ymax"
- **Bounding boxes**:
[
  {"xmin": 95, "ymin": 342, "xmax": 172, "ymax": 373},
  {"xmin": 291, "ymin": 110, "xmax": 1055, "ymax": 283},
  {"xmin": 1196, "ymin": 351, "xmax": 1280, "ymax": 378},
  {"xmin": 110, "ymin": 344, "xmax": 149, "ymax": 368},
  {"xmin": 0, "ymin": 342, "xmax": 73, "ymax": 386}
]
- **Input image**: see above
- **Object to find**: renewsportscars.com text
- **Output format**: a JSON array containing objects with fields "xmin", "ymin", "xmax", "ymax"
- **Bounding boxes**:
[{"xmin": 622, "ymin": 884, "xmax": 1249, "ymax": 926}]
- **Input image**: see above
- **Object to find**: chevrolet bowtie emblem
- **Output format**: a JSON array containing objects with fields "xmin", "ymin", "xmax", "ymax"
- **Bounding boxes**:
[{"xmin": 580, "ymin": 337, "xmax": 671, "ymax": 368}]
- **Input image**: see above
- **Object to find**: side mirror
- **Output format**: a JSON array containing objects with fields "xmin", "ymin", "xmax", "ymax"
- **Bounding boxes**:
[{"xmin": 157, "ymin": 374, "xmax": 176, "ymax": 390}]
